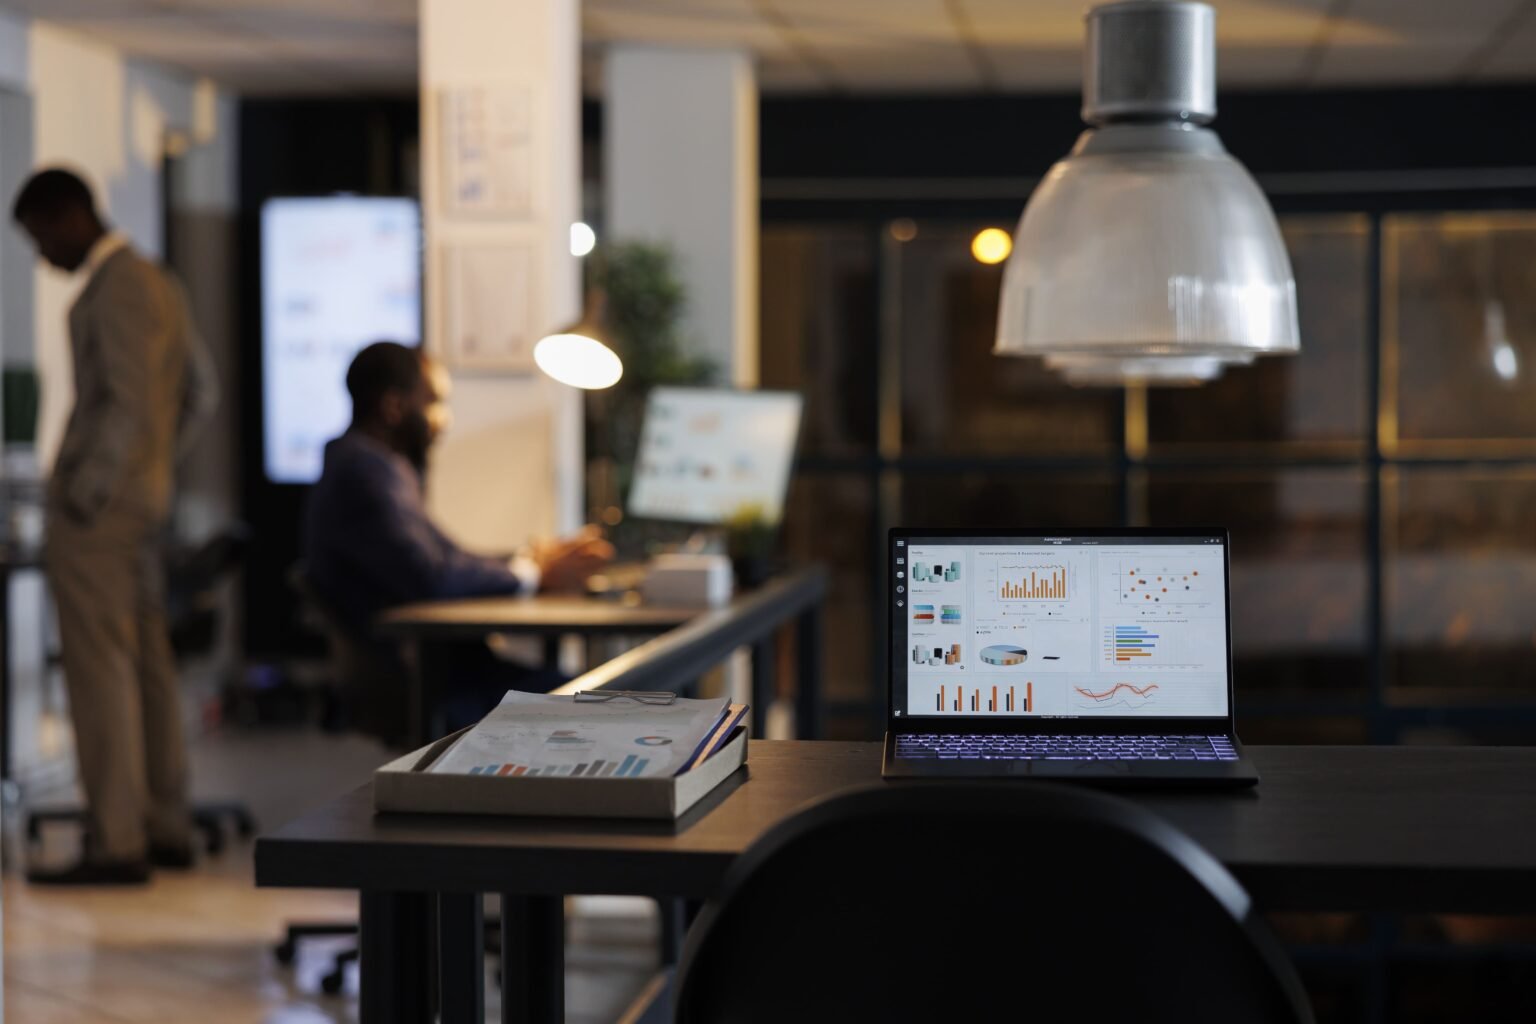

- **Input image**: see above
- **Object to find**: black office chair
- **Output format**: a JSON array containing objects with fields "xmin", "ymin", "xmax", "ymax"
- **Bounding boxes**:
[
  {"xmin": 279, "ymin": 564, "xmax": 505, "ymax": 995},
  {"xmin": 676, "ymin": 783, "xmax": 1314, "ymax": 1024},
  {"xmin": 26, "ymin": 526, "xmax": 258, "ymax": 854},
  {"xmin": 272, "ymin": 565, "xmax": 401, "ymax": 992}
]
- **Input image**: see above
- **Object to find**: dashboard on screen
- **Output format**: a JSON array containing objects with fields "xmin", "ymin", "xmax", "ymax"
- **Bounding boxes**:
[
  {"xmin": 261, "ymin": 196, "xmax": 421, "ymax": 484},
  {"xmin": 892, "ymin": 534, "xmax": 1231, "ymax": 721},
  {"xmin": 627, "ymin": 387, "xmax": 802, "ymax": 525}
]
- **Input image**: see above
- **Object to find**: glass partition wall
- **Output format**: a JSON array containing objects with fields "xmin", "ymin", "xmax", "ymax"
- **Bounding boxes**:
[{"xmin": 766, "ymin": 211, "xmax": 1536, "ymax": 742}]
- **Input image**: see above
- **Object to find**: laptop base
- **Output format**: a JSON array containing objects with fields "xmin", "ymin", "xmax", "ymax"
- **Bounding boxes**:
[{"xmin": 881, "ymin": 732, "xmax": 1260, "ymax": 788}]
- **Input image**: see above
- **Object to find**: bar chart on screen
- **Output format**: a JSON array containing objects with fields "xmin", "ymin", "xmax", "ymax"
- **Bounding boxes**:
[
  {"xmin": 998, "ymin": 565, "xmax": 1069, "ymax": 601},
  {"xmin": 1101, "ymin": 622, "xmax": 1212, "ymax": 672},
  {"xmin": 921, "ymin": 681, "xmax": 1034, "ymax": 714}
]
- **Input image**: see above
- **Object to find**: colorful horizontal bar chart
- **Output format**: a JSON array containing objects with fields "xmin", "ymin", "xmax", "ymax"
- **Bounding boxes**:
[
  {"xmin": 467, "ymin": 756, "xmax": 649, "ymax": 778},
  {"xmin": 1108, "ymin": 624, "xmax": 1159, "ymax": 662}
]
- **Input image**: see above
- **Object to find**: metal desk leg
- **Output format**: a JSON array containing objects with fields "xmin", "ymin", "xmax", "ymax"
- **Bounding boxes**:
[
  {"xmin": 360, "ymin": 890, "xmax": 432, "ymax": 1024},
  {"xmin": 405, "ymin": 638, "xmax": 427, "ymax": 750},
  {"xmin": 501, "ymin": 894, "xmax": 564, "ymax": 1024},
  {"xmin": 439, "ymin": 893, "xmax": 485, "ymax": 1024},
  {"xmin": 750, "ymin": 637, "xmax": 776, "ymax": 739},
  {"xmin": 412, "ymin": 641, "xmax": 458, "ymax": 749},
  {"xmin": 658, "ymin": 897, "xmax": 686, "ymax": 966},
  {"xmin": 542, "ymin": 634, "xmax": 562, "ymax": 670},
  {"xmin": 796, "ymin": 604, "xmax": 823, "ymax": 740},
  {"xmin": 1, "ymin": 563, "xmax": 12, "ymax": 789}
]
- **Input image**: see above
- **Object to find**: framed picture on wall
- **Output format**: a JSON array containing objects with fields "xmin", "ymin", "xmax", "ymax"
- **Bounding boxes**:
[
  {"xmin": 437, "ymin": 82, "xmax": 538, "ymax": 222},
  {"xmin": 439, "ymin": 239, "xmax": 541, "ymax": 373}
]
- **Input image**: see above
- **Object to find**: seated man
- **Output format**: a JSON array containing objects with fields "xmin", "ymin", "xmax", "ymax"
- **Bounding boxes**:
[{"xmin": 305, "ymin": 341, "xmax": 611, "ymax": 733}]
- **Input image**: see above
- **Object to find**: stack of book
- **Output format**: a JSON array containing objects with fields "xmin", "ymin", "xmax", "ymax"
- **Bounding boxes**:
[{"xmin": 373, "ymin": 691, "xmax": 750, "ymax": 820}]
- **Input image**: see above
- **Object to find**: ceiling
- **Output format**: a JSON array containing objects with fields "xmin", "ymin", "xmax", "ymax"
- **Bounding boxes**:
[{"xmin": 2, "ymin": 0, "xmax": 1534, "ymax": 96}]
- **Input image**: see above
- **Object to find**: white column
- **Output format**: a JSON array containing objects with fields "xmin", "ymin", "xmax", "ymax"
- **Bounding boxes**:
[
  {"xmin": 419, "ymin": 0, "xmax": 583, "ymax": 545},
  {"xmin": 605, "ymin": 47, "xmax": 759, "ymax": 386}
]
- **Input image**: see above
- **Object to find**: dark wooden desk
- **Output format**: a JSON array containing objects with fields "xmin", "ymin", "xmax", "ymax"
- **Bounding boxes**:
[
  {"xmin": 256, "ymin": 742, "xmax": 1536, "ymax": 1024},
  {"xmin": 378, "ymin": 593, "xmax": 699, "ymax": 643},
  {"xmin": 375, "ymin": 568, "xmax": 828, "ymax": 746}
]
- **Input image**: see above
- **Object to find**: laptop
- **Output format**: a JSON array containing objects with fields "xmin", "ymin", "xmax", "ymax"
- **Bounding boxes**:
[{"xmin": 882, "ymin": 527, "xmax": 1259, "ymax": 787}]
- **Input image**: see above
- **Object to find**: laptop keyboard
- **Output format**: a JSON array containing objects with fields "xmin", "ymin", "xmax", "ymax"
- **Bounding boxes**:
[{"xmin": 895, "ymin": 734, "xmax": 1238, "ymax": 762}]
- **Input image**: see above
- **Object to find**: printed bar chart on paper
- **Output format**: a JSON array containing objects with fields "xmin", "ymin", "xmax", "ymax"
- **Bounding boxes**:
[
  {"xmin": 467, "ymin": 756, "xmax": 650, "ymax": 778},
  {"xmin": 997, "ymin": 565, "xmax": 1069, "ymax": 601},
  {"xmin": 429, "ymin": 692, "xmax": 729, "ymax": 778}
]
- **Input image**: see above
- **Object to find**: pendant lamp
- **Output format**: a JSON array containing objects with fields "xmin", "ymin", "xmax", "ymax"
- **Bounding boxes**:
[
  {"xmin": 995, "ymin": 1, "xmax": 1299, "ymax": 380},
  {"xmin": 534, "ymin": 290, "xmax": 623, "ymax": 390}
]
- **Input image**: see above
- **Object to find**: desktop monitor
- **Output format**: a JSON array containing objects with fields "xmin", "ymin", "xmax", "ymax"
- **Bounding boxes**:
[
  {"xmin": 260, "ymin": 195, "xmax": 422, "ymax": 484},
  {"xmin": 627, "ymin": 387, "xmax": 803, "ymax": 525}
]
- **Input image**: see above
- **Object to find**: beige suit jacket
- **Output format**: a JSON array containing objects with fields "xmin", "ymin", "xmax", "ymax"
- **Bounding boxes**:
[{"xmin": 51, "ymin": 247, "xmax": 215, "ymax": 528}]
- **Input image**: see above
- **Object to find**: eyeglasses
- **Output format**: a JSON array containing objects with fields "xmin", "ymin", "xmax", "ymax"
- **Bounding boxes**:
[{"xmin": 572, "ymin": 689, "xmax": 677, "ymax": 705}]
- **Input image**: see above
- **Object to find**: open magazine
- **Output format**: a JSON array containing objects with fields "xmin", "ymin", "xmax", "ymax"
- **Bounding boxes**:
[{"xmin": 429, "ymin": 691, "xmax": 749, "ymax": 779}]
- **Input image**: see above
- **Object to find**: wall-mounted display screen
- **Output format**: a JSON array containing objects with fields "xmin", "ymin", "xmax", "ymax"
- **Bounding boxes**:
[{"xmin": 261, "ymin": 196, "xmax": 421, "ymax": 484}]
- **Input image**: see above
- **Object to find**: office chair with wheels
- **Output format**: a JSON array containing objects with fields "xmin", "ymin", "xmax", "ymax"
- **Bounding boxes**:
[
  {"xmin": 676, "ymin": 782, "xmax": 1313, "ymax": 1024},
  {"xmin": 25, "ymin": 525, "xmax": 258, "ymax": 854},
  {"xmin": 274, "ymin": 565, "xmax": 399, "ymax": 992},
  {"xmin": 278, "ymin": 564, "xmax": 477, "ymax": 995}
]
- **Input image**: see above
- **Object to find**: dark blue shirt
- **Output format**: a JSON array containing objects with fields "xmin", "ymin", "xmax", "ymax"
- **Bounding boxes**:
[{"xmin": 304, "ymin": 430, "xmax": 524, "ymax": 633}]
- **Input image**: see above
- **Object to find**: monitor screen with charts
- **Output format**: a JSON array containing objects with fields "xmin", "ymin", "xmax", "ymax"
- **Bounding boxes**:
[
  {"xmin": 891, "ymin": 532, "xmax": 1232, "ymax": 721},
  {"xmin": 628, "ymin": 387, "xmax": 803, "ymax": 525},
  {"xmin": 261, "ymin": 196, "xmax": 422, "ymax": 484}
]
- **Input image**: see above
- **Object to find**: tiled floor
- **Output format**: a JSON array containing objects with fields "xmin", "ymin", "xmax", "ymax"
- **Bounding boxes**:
[{"xmin": 3, "ymin": 724, "xmax": 660, "ymax": 1023}]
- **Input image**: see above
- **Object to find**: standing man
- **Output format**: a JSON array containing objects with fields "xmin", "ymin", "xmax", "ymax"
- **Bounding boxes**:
[{"xmin": 13, "ymin": 168, "xmax": 215, "ymax": 885}]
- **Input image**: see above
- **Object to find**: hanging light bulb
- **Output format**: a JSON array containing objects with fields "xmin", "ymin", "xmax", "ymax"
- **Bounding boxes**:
[
  {"xmin": 1484, "ymin": 299, "xmax": 1520, "ymax": 384},
  {"xmin": 995, "ymin": 1, "xmax": 1299, "ymax": 381},
  {"xmin": 534, "ymin": 290, "xmax": 623, "ymax": 390}
]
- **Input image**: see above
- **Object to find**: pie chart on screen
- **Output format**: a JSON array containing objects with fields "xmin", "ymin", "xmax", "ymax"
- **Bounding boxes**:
[
  {"xmin": 636, "ymin": 736, "xmax": 673, "ymax": 746},
  {"xmin": 980, "ymin": 645, "xmax": 1028, "ymax": 666}
]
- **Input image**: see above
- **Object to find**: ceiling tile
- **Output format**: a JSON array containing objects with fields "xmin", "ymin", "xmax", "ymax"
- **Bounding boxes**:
[
  {"xmin": 0, "ymin": 1, "xmax": 157, "ymax": 17},
  {"xmin": 1474, "ymin": 2, "xmax": 1536, "ymax": 79},
  {"xmin": 1310, "ymin": 0, "xmax": 1527, "ymax": 84},
  {"xmin": 769, "ymin": 0, "xmax": 963, "ymax": 45},
  {"xmin": 4, "ymin": 0, "xmax": 1533, "ymax": 97},
  {"xmin": 584, "ymin": 3, "xmax": 791, "ymax": 55}
]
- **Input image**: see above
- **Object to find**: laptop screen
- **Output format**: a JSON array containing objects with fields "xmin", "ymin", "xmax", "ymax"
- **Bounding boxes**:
[{"xmin": 891, "ymin": 531, "xmax": 1232, "ymax": 723}]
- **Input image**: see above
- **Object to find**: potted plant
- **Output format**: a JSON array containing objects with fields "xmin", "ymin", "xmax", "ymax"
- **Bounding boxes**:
[
  {"xmin": 725, "ymin": 503, "xmax": 779, "ymax": 589},
  {"xmin": 583, "ymin": 243, "xmax": 716, "ymax": 552}
]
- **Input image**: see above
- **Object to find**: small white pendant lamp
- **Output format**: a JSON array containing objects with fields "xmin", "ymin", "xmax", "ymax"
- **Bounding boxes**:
[{"xmin": 534, "ymin": 291, "xmax": 623, "ymax": 390}]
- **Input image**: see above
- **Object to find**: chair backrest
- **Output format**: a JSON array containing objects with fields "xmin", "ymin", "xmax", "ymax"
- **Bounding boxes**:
[
  {"xmin": 287, "ymin": 562, "xmax": 412, "ymax": 748},
  {"xmin": 675, "ymin": 782, "xmax": 1313, "ymax": 1024},
  {"xmin": 166, "ymin": 524, "xmax": 251, "ymax": 657}
]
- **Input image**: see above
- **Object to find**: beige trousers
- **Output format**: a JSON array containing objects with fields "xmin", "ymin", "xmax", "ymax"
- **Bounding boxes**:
[{"xmin": 45, "ymin": 509, "xmax": 191, "ymax": 862}]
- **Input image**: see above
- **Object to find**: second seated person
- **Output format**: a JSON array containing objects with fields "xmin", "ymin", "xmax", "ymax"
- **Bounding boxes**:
[{"xmin": 305, "ymin": 341, "xmax": 613, "ymax": 738}]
